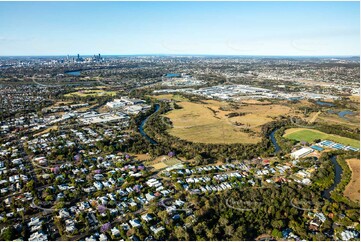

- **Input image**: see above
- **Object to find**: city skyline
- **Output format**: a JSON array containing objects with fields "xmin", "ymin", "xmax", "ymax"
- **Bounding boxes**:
[{"xmin": 0, "ymin": 1, "xmax": 360, "ymax": 56}]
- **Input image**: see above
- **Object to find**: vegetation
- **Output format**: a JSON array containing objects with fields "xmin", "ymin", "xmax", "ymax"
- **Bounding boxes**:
[
  {"xmin": 343, "ymin": 158, "xmax": 360, "ymax": 202},
  {"xmin": 64, "ymin": 89, "xmax": 117, "ymax": 97},
  {"xmin": 283, "ymin": 128, "xmax": 360, "ymax": 147},
  {"xmin": 133, "ymin": 102, "xmax": 282, "ymax": 162},
  {"xmin": 164, "ymin": 101, "xmax": 261, "ymax": 144},
  {"xmin": 330, "ymin": 153, "xmax": 360, "ymax": 207}
]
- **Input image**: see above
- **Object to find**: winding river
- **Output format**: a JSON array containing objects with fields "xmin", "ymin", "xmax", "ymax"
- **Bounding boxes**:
[
  {"xmin": 268, "ymin": 128, "xmax": 281, "ymax": 155},
  {"xmin": 321, "ymin": 155, "xmax": 343, "ymax": 200},
  {"xmin": 138, "ymin": 104, "xmax": 160, "ymax": 145},
  {"xmin": 268, "ymin": 128, "xmax": 343, "ymax": 201}
]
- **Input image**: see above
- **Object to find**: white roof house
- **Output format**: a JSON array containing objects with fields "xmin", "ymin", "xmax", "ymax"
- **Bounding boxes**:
[{"xmin": 291, "ymin": 147, "xmax": 314, "ymax": 159}]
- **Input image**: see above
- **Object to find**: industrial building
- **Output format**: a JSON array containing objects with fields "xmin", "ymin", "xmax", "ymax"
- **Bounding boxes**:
[{"xmin": 291, "ymin": 147, "xmax": 314, "ymax": 159}]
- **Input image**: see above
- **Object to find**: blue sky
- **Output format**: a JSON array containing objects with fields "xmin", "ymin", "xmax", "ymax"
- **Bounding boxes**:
[{"xmin": 0, "ymin": 1, "xmax": 359, "ymax": 56}]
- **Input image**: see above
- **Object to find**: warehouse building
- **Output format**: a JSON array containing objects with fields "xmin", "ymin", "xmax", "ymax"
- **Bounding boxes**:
[{"xmin": 291, "ymin": 147, "xmax": 314, "ymax": 159}]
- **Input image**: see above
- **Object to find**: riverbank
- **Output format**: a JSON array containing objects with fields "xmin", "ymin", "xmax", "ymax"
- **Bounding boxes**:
[
  {"xmin": 321, "ymin": 155, "xmax": 343, "ymax": 200},
  {"xmin": 138, "ymin": 104, "xmax": 160, "ymax": 144}
]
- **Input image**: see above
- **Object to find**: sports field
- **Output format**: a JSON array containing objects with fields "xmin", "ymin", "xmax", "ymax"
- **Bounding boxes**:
[
  {"xmin": 147, "ymin": 156, "xmax": 182, "ymax": 170},
  {"xmin": 283, "ymin": 128, "xmax": 360, "ymax": 147},
  {"xmin": 344, "ymin": 158, "xmax": 360, "ymax": 202}
]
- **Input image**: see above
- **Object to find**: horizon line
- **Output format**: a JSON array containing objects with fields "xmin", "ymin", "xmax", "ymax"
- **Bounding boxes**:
[{"xmin": 0, "ymin": 54, "xmax": 360, "ymax": 58}]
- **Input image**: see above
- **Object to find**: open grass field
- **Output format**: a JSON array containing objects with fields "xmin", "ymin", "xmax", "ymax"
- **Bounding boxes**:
[
  {"xmin": 34, "ymin": 125, "xmax": 58, "ymax": 137},
  {"xmin": 308, "ymin": 111, "xmax": 321, "ymax": 123},
  {"xmin": 162, "ymin": 96, "xmax": 292, "ymax": 144},
  {"xmin": 74, "ymin": 85, "xmax": 108, "ymax": 90},
  {"xmin": 164, "ymin": 101, "xmax": 261, "ymax": 144},
  {"xmin": 151, "ymin": 94, "xmax": 189, "ymax": 102},
  {"xmin": 283, "ymin": 128, "xmax": 360, "ymax": 147},
  {"xmin": 317, "ymin": 112, "xmax": 360, "ymax": 129},
  {"xmin": 344, "ymin": 158, "xmax": 360, "ymax": 202},
  {"xmin": 239, "ymin": 99, "xmax": 272, "ymax": 105},
  {"xmin": 348, "ymin": 95, "xmax": 360, "ymax": 103},
  {"xmin": 146, "ymin": 155, "xmax": 182, "ymax": 170},
  {"xmin": 163, "ymin": 157, "xmax": 182, "ymax": 166},
  {"xmin": 64, "ymin": 89, "xmax": 116, "ymax": 97},
  {"xmin": 76, "ymin": 103, "xmax": 98, "ymax": 112}
]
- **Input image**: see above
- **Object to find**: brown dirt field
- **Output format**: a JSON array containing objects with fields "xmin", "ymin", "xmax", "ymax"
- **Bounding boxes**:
[
  {"xmin": 130, "ymin": 153, "xmax": 151, "ymax": 161},
  {"xmin": 152, "ymin": 162, "xmax": 168, "ymax": 170},
  {"xmin": 240, "ymin": 99, "xmax": 272, "ymax": 105},
  {"xmin": 344, "ymin": 158, "xmax": 360, "ymax": 202}
]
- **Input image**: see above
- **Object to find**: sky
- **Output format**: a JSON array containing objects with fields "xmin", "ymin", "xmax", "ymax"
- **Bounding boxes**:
[{"xmin": 0, "ymin": 1, "xmax": 359, "ymax": 56}]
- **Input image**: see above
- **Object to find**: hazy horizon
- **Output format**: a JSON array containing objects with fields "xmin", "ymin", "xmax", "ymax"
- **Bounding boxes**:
[{"xmin": 0, "ymin": 1, "xmax": 359, "ymax": 56}]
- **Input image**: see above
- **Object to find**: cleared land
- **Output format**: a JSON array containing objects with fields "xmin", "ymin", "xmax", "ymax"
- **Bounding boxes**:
[
  {"xmin": 64, "ymin": 89, "xmax": 116, "ymax": 97},
  {"xmin": 146, "ymin": 156, "xmax": 182, "ymax": 170},
  {"xmin": 283, "ymin": 128, "xmax": 360, "ymax": 147},
  {"xmin": 151, "ymin": 94, "xmax": 189, "ymax": 102},
  {"xmin": 163, "ymin": 98, "xmax": 291, "ymax": 144},
  {"xmin": 34, "ymin": 125, "xmax": 58, "ymax": 137},
  {"xmin": 308, "ymin": 111, "xmax": 321, "ymax": 123},
  {"xmin": 344, "ymin": 158, "xmax": 360, "ymax": 202},
  {"xmin": 130, "ymin": 153, "xmax": 151, "ymax": 161}
]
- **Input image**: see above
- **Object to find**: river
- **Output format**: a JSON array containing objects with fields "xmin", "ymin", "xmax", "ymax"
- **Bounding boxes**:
[
  {"xmin": 269, "ymin": 128, "xmax": 281, "ymax": 155},
  {"xmin": 138, "ymin": 104, "xmax": 160, "ymax": 145},
  {"xmin": 316, "ymin": 101, "xmax": 335, "ymax": 107},
  {"xmin": 338, "ymin": 110, "xmax": 354, "ymax": 120},
  {"xmin": 321, "ymin": 155, "xmax": 343, "ymax": 200}
]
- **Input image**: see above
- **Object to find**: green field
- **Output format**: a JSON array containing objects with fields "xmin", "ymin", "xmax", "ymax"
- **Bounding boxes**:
[
  {"xmin": 64, "ymin": 89, "xmax": 116, "ymax": 97},
  {"xmin": 284, "ymin": 128, "xmax": 360, "ymax": 147}
]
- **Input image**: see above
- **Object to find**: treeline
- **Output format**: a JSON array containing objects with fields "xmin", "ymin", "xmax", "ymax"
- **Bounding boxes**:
[
  {"xmin": 331, "ymin": 152, "xmax": 360, "ymax": 207},
  {"xmin": 273, "ymin": 127, "xmax": 295, "ymax": 155},
  {"xmin": 226, "ymin": 112, "xmax": 247, "ymax": 118},
  {"xmin": 311, "ymin": 152, "xmax": 335, "ymax": 191},
  {"xmin": 314, "ymin": 122, "xmax": 360, "ymax": 140}
]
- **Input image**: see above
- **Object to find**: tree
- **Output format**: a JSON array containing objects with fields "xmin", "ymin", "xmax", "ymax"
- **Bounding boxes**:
[
  {"xmin": 45, "ymin": 195, "xmax": 53, "ymax": 202},
  {"xmin": 1, "ymin": 227, "xmax": 16, "ymax": 241},
  {"xmin": 157, "ymin": 210, "xmax": 168, "ymax": 222},
  {"xmin": 26, "ymin": 180, "xmax": 35, "ymax": 192},
  {"xmin": 271, "ymin": 228, "xmax": 282, "ymax": 239}
]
